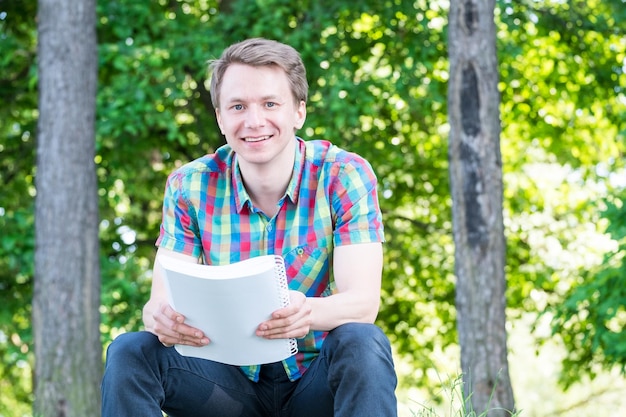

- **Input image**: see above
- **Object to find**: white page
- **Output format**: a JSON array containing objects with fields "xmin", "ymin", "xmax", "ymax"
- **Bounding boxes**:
[{"xmin": 158, "ymin": 255, "xmax": 297, "ymax": 366}]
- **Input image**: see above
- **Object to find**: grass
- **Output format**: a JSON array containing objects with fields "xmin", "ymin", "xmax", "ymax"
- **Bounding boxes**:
[{"xmin": 409, "ymin": 374, "xmax": 521, "ymax": 417}]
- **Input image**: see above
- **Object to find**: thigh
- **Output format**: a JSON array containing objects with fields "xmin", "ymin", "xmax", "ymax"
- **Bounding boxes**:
[
  {"xmin": 163, "ymin": 355, "xmax": 266, "ymax": 417},
  {"xmin": 113, "ymin": 331, "xmax": 267, "ymax": 417},
  {"xmin": 283, "ymin": 323, "xmax": 397, "ymax": 417},
  {"xmin": 283, "ymin": 355, "xmax": 334, "ymax": 417}
]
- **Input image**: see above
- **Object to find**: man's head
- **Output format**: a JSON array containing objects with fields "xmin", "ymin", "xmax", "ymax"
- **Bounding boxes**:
[{"xmin": 208, "ymin": 38, "xmax": 308, "ymax": 110}]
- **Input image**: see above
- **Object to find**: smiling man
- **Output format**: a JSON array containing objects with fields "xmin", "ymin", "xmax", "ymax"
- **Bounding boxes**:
[{"xmin": 101, "ymin": 38, "xmax": 398, "ymax": 417}]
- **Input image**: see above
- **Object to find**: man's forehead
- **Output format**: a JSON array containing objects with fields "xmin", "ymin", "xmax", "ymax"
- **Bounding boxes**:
[{"xmin": 219, "ymin": 65, "xmax": 291, "ymax": 101}]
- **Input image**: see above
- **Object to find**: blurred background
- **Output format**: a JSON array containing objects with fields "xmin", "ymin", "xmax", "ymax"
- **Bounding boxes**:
[{"xmin": 1, "ymin": 0, "xmax": 625, "ymax": 415}]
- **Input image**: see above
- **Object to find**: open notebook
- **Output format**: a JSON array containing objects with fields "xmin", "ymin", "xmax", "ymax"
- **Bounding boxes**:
[{"xmin": 158, "ymin": 254, "xmax": 298, "ymax": 366}]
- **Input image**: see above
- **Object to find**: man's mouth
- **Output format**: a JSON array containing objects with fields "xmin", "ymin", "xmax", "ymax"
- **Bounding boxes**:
[{"xmin": 243, "ymin": 135, "xmax": 271, "ymax": 143}]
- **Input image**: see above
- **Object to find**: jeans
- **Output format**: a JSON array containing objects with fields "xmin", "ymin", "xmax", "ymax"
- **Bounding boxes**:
[{"xmin": 101, "ymin": 323, "xmax": 397, "ymax": 417}]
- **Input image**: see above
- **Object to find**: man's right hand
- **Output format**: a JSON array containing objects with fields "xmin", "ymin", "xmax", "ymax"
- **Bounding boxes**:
[
  {"xmin": 145, "ymin": 299, "xmax": 210, "ymax": 347},
  {"xmin": 143, "ymin": 248, "xmax": 210, "ymax": 347}
]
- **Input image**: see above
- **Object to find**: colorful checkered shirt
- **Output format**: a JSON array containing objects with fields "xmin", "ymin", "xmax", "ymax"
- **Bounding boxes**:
[{"xmin": 156, "ymin": 137, "xmax": 385, "ymax": 382}]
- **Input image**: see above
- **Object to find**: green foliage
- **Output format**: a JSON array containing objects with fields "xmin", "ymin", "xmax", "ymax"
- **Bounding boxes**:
[
  {"xmin": 548, "ymin": 191, "xmax": 626, "ymax": 388},
  {"xmin": 498, "ymin": 0, "xmax": 626, "ymax": 312},
  {"xmin": 498, "ymin": 0, "xmax": 625, "ymax": 170},
  {"xmin": 1, "ymin": 0, "xmax": 625, "ymax": 414},
  {"xmin": 496, "ymin": 0, "xmax": 626, "ymax": 387},
  {"xmin": 0, "ymin": 0, "xmax": 37, "ymax": 413}
]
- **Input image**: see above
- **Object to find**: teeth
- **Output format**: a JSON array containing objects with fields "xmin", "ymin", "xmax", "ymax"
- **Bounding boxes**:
[{"xmin": 243, "ymin": 136, "xmax": 270, "ymax": 142}]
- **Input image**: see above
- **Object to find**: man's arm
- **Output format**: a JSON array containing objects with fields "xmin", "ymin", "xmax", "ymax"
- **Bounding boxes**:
[
  {"xmin": 309, "ymin": 242, "xmax": 383, "ymax": 328},
  {"xmin": 143, "ymin": 247, "xmax": 210, "ymax": 347},
  {"xmin": 257, "ymin": 242, "xmax": 383, "ymax": 338}
]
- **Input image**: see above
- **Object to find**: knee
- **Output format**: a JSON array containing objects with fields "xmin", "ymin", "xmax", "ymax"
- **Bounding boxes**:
[
  {"xmin": 105, "ymin": 331, "xmax": 161, "ymax": 373},
  {"xmin": 323, "ymin": 324, "xmax": 396, "ymax": 386},
  {"xmin": 325, "ymin": 323, "xmax": 393, "ymax": 360},
  {"xmin": 107, "ymin": 331, "xmax": 158, "ymax": 355}
]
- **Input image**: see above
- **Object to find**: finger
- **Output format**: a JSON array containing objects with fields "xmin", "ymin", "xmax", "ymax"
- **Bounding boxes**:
[
  {"xmin": 259, "ymin": 312, "xmax": 312, "ymax": 339},
  {"xmin": 158, "ymin": 329, "xmax": 209, "ymax": 347},
  {"xmin": 152, "ymin": 305, "xmax": 209, "ymax": 346},
  {"xmin": 271, "ymin": 294, "xmax": 310, "ymax": 322},
  {"xmin": 171, "ymin": 325, "xmax": 210, "ymax": 346},
  {"xmin": 152, "ymin": 308, "xmax": 183, "ymax": 340},
  {"xmin": 262, "ymin": 324, "xmax": 310, "ymax": 339}
]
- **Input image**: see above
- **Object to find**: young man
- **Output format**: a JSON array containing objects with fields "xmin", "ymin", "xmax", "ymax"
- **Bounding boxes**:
[{"xmin": 101, "ymin": 38, "xmax": 398, "ymax": 417}]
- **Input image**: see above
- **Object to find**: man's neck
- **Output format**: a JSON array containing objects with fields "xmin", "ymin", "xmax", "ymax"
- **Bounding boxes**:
[{"xmin": 237, "ymin": 145, "xmax": 296, "ymax": 216}]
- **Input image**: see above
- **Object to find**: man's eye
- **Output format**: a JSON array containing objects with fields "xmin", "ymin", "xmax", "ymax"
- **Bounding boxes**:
[
  {"xmin": 266, "ymin": 102, "xmax": 276, "ymax": 108},
  {"xmin": 233, "ymin": 104, "xmax": 243, "ymax": 111}
]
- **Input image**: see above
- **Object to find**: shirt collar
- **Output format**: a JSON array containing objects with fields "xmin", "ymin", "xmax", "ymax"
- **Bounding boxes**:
[{"xmin": 232, "ymin": 137, "xmax": 305, "ymax": 213}]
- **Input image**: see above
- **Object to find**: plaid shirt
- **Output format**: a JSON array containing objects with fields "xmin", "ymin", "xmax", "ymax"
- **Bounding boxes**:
[{"xmin": 156, "ymin": 137, "xmax": 385, "ymax": 382}]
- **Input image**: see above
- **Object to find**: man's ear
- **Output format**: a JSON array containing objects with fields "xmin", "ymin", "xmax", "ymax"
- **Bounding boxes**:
[
  {"xmin": 294, "ymin": 100, "xmax": 307, "ymax": 130},
  {"xmin": 215, "ymin": 108, "xmax": 225, "ymax": 135}
]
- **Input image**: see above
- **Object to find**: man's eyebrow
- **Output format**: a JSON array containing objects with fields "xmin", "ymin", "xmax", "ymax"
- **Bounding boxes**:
[
  {"xmin": 223, "ymin": 94, "xmax": 284, "ymax": 104},
  {"xmin": 261, "ymin": 94, "xmax": 283, "ymax": 101},
  {"xmin": 222, "ymin": 96, "xmax": 243, "ymax": 104}
]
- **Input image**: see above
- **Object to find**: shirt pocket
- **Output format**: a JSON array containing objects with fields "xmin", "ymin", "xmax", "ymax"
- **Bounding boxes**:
[{"xmin": 283, "ymin": 245, "xmax": 332, "ymax": 297}]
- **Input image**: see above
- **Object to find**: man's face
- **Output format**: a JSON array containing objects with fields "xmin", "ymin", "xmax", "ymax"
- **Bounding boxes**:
[{"xmin": 215, "ymin": 64, "xmax": 306, "ymax": 168}]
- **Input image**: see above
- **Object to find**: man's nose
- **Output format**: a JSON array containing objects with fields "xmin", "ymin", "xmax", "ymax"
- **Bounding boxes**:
[{"xmin": 244, "ymin": 106, "xmax": 265, "ymax": 128}]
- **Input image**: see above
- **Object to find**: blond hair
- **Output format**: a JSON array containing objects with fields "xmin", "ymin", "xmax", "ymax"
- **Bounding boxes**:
[{"xmin": 208, "ymin": 38, "xmax": 308, "ymax": 109}]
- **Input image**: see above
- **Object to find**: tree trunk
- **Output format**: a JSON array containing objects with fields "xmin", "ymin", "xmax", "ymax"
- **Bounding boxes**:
[
  {"xmin": 447, "ymin": 1, "xmax": 515, "ymax": 416},
  {"xmin": 33, "ymin": 0, "xmax": 101, "ymax": 416}
]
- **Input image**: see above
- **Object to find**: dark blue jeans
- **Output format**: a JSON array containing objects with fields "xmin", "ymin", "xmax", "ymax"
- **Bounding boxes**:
[{"xmin": 101, "ymin": 323, "xmax": 397, "ymax": 417}]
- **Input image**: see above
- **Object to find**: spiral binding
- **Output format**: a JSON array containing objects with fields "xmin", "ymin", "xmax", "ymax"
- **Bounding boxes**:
[{"xmin": 274, "ymin": 255, "xmax": 299, "ymax": 356}]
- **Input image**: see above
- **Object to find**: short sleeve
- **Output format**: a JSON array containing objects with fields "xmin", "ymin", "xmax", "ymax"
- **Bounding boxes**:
[
  {"xmin": 330, "ymin": 155, "xmax": 385, "ymax": 247},
  {"xmin": 156, "ymin": 171, "xmax": 204, "ymax": 258}
]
